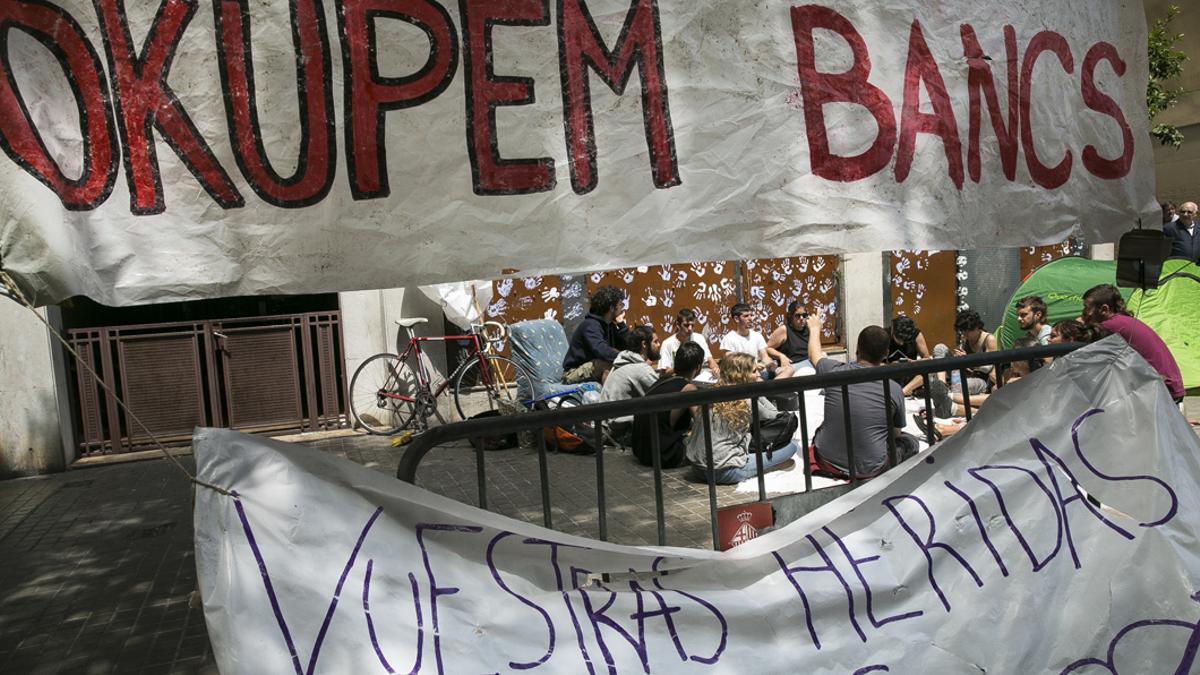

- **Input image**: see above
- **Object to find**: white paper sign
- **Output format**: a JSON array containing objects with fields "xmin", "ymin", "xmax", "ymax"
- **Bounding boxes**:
[
  {"xmin": 194, "ymin": 337, "xmax": 1200, "ymax": 674},
  {"xmin": 0, "ymin": 0, "xmax": 1156, "ymax": 306}
]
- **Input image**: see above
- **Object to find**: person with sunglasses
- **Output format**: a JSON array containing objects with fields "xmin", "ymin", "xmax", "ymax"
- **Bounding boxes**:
[{"xmin": 767, "ymin": 298, "xmax": 817, "ymax": 376}]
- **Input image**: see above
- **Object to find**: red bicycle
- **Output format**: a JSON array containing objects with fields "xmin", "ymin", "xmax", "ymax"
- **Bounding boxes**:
[{"xmin": 348, "ymin": 318, "xmax": 533, "ymax": 434}]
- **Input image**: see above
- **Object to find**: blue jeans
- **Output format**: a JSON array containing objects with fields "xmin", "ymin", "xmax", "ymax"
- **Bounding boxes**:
[{"xmin": 706, "ymin": 442, "xmax": 798, "ymax": 484}]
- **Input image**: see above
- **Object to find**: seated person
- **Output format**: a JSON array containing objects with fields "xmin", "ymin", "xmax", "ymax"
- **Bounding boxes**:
[
  {"xmin": 1048, "ymin": 319, "xmax": 1108, "ymax": 348},
  {"xmin": 932, "ymin": 308, "xmax": 997, "ymax": 396},
  {"xmin": 916, "ymin": 337, "xmax": 1045, "ymax": 440},
  {"xmin": 659, "ymin": 307, "xmax": 719, "ymax": 381},
  {"xmin": 719, "ymin": 302, "xmax": 795, "ymax": 380},
  {"xmin": 631, "ymin": 342, "xmax": 705, "ymax": 468},
  {"xmin": 599, "ymin": 325, "xmax": 661, "ymax": 439},
  {"xmin": 807, "ymin": 314, "xmax": 919, "ymax": 479},
  {"xmin": 1082, "ymin": 284, "xmax": 1185, "ymax": 402},
  {"xmin": 885, "ymin": 315, "xmax": 931, "ymax": 396},
  {"xmin": 685, "ymin": 352, "xmax": 798, "ymax": 484},
  {"xmin": 1016, "ymin": 295, "xmax": 1051, "ymax": 344},
  {"xmin": 767, "ymin": 299, "xmax": 817, "ymax": 376},
  {"xmin": 562, "ymin": 285, "xmax": 628, "ymax": 384}
]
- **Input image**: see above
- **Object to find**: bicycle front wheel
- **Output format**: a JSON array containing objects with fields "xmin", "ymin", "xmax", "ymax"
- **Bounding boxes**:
[
  {"xmin": 349, "ymin": 353, "xmax": 419, "ymax": 434},
  {"xmin": 453, "ymin": 355, "xmax": 533, "ymax": 421}
]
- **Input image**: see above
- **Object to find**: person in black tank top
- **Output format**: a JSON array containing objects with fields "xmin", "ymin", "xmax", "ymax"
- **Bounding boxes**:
[
  {"xmin": 888, "ymin": 315, "xmax": 932, "ymax": 396},
  {"xmin": 767, "ymin": 299, "xmax": 815, "ymax": 371}
]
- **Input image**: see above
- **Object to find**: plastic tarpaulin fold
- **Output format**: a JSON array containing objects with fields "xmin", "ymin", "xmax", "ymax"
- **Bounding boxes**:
[
  {"xmin": 194, "ymin": 337, "xmax": 1200, "ymax": 673},
  {"xmin": 0, "ymin": 0, "xmax": 1158, "ymax": 306}
]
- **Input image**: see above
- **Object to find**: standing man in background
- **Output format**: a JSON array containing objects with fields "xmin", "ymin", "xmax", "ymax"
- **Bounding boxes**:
[{"xmin": 1164, "ymin": 202, "xmax": 1200, "ymax": 262}]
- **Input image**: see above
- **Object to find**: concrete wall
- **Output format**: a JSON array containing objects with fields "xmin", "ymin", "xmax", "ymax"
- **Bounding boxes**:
[
  {"xmin": 0, "ymin": 302, "xmax": 66, "ymax": 478},
  {"xmin": 339, "ymin": 286, "xmax": 450, "ymax": 379},
  {"xmin": 840, "ymin": 252, "xmax": 886, "ymax": 355}
]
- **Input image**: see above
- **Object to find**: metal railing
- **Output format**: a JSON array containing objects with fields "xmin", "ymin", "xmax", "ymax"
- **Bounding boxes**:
[{"xmin": 397, "ymin": 343, "xmax": 1081, "ymax": 549}]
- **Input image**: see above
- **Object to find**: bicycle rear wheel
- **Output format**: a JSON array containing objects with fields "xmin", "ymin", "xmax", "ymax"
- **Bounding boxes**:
[
  {"xmin": 350, "ymin": 353, "xmax": 419, "ymax": 434},
  {"xmin": 453, "ymin": 355, "xmax": 533, "ymax": 421}
]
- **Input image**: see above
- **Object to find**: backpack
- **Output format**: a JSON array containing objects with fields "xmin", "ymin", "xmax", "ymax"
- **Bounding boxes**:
[
  {"xmin": 531, "ymin": 396, "xmax": 598, "ymax": 455},
  {"xmin": 466, "ymin": 410, "xmax": 519, "ymax": 451},
  {"xmin": 749, "ymin": 407, "xmax": 799, "ymax": 457}
]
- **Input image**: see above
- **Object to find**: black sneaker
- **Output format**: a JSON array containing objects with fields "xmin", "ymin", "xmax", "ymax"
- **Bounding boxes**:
[{"xmin": 927, "ymin": 378, "xmax": 953, "ymax": 418}]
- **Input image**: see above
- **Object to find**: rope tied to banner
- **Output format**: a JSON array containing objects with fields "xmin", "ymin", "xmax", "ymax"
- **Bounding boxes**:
[{"xmin": 0, "ymin": 269, "xmax": 232, "ymax": 497}]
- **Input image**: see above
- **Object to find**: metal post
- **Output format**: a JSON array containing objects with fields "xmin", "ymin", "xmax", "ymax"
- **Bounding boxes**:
[
  {"xmin": 536, "ymin": 429, "xmax": 552, "ymax": 528},
  {"xmin": 649, "ymin": 420, "xmax": 666, "ymax": 546},
  {"xmin": 883, "ymin": 379, "xmax": 898, "ymax": 467},
  {"xmin": 593, "ymin": 421, "xmax": 607, "ymax": 542},
  {"xmin": 921, "ymin": 373, "xmax": 936, "ymax": 446},
  {"xmin": 750, "ymin": 397, "xmax": 767, "ymax": 502},
  {"xmin": 702, "ymin": 405, "xmax": 719, "ymax": 551},
  {"xmin": 475, "ymin": 442, "xmax": 488, "ymax": 510},
  {"xmin": 841, "ymin": 384, "xmax": 857, "ymax": 483},
  {"xmin": 960, "ymin": 368, "xmax": 973, "ymax": 421},
  {"xmin": 798, "ymin": 391, "xmax": 812, "ymax": 492}
]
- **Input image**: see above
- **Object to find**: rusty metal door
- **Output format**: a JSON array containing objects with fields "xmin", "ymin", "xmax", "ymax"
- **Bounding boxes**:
[
  {"xmin": 889, "ymin": 250, "xmax": 958, "ymax": 349},
  {"xmin": 215, "ymin": 321, "xmax": 304, "ymax": 431},
  {"xmin": 67, "ymin": 312, "xmax": 346, "ymax": 456}
]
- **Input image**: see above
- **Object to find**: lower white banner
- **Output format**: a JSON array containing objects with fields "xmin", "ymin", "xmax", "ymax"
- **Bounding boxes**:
[{"xmin": 194, "ymin": 338, "xmax": 1200, "ymax": 673}]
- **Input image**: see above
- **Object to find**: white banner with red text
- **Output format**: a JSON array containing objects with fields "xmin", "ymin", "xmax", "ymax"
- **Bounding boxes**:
[
  {"xmin": 194, "ymin": 337, "xmax": 1200, "ymax": 673},
  {"xmin": 1, "ymin": 0, "xmax": 1156, "ymax": 305}
]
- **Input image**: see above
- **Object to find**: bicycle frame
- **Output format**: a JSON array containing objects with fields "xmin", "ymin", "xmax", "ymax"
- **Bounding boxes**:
[{"xmin": 383, "ymin": 332, "xmax": 498, "ymax": 406}]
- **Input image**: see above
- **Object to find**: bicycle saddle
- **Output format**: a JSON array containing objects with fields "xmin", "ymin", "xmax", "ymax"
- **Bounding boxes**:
[{"xmin": 394, "ymin": 317, "xmax": 429, "ymax": 328}]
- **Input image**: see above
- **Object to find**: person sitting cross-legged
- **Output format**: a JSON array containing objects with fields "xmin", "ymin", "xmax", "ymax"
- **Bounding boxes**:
[
  {"xmin": 685, "ymin": 352, "xmax": 798, "ymax": 485},
  {"xmin": 914, "ymin": 337, "xmax": 1045, "ymax": 441},
  {"xmin": 631, "ymin": 341, "xmax": 705, "ymax": 469},
  {"xmin": 1048, "ymin": 319, "xmax": 1108, "ymax": 348},
  {"xmin": 562, "ymin": 285, "xmax": 629, "ymax": 384},
  {"xmin": 720, "ymin": 302, "xmax": 794, "ymax": 380},
  {"xmin": 599, "ymin": 325, "xmax": 661, "ymax": 442},
  {"xmin": 659, "ymin": 307, "xmax": 719, "ymax": 382},
  {"xmin": 808, "ymin": 314, "xmax": 920, "ymax": 479}
]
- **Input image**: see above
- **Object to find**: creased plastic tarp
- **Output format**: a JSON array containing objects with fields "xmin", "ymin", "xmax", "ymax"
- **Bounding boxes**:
[
  {"xmin": 1, "ymin": 0, "xmax": 1158, "ymax": 306},
  {"xmin": 194, "ymin": 337, "xmax": 1200, "ymax": 673},
  {"xmin": 418, "ymin": 282, "xmax": 494, "ymax": 331}
]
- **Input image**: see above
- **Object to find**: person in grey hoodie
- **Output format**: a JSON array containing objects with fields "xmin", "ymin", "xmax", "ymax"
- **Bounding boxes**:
[{"xmin": 599, "ymin": 325, "xmax": 661, "ymax": 439}]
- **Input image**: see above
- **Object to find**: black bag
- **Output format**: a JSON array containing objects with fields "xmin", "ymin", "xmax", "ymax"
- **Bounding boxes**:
[
  {"xmin": 467, "ymin": 410, "xmax": 519, "ymax": 451},
  {"xmin": 749, "ymin": 409, "xmax": 798, "ymax": 456},
  {"xmin": 530, "ymin": 397, "xmax": 598, "ymax": 455}
]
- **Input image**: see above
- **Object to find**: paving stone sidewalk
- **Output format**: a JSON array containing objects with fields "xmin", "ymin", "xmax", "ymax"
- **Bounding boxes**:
[{"xmin": 0, "ymin": 432, "xmax": 752, "ymax": 674}]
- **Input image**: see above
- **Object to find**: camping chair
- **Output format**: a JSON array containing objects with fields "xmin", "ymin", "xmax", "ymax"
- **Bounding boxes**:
[{"xmin": 507, "ymin": 319, "xmax": 620, "ymax": 448}]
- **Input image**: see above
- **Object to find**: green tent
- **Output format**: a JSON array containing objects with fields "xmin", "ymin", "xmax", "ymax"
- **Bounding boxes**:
[
  {"xmin": 999, "ymin": 256, "xmax": 1200, "ymax": 393},
  {"xmin": 1127, "ymin": 258, "xmax": 1200, "ymax": 394},
  {"xmin": 997, "ymin": 257, "xmax": 1120, "ymax": 348}
]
